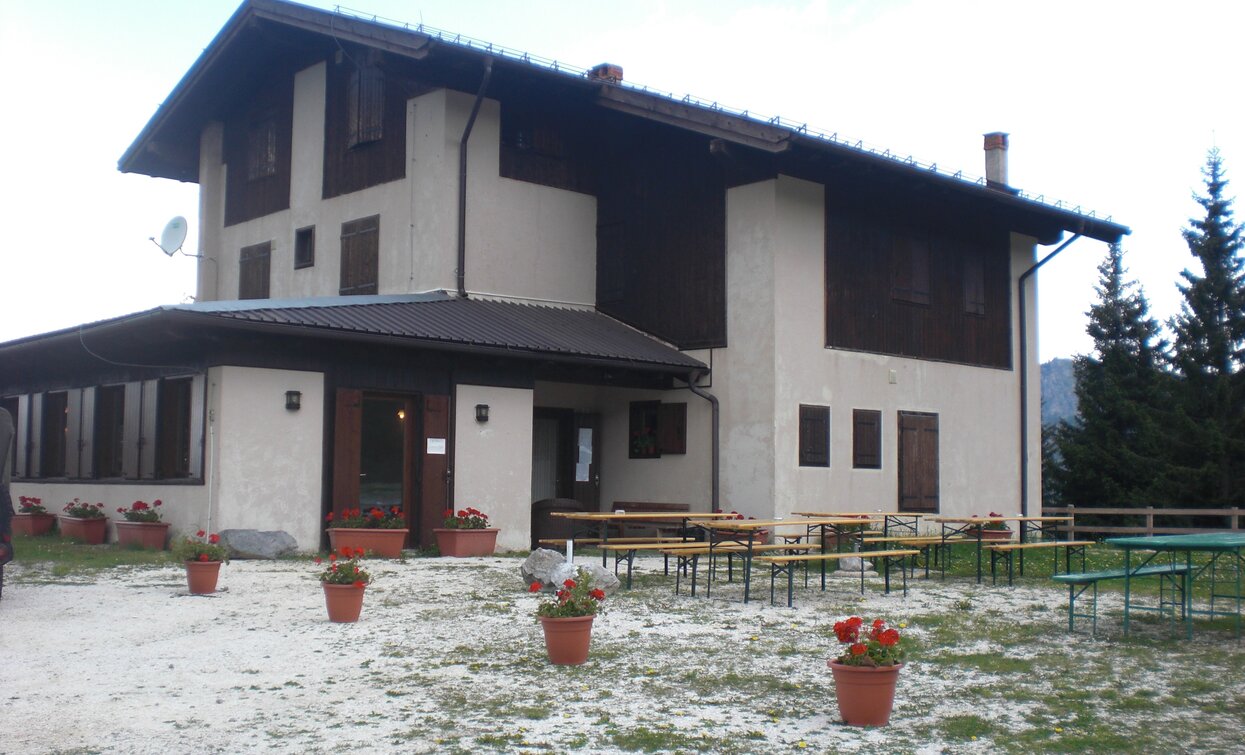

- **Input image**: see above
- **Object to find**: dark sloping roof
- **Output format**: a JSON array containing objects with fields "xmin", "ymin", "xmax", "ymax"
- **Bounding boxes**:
[
  {"xmin": 120, "ymin": 0, "xmax": 1128, "ymax": 245},
  {"xmin": 165, "ymin": 294, "xmax": 707, "ymax": 372}
]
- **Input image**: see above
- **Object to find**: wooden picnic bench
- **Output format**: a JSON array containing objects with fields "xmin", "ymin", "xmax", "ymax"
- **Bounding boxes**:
[
  {"xmin": 755, "ymin": 549, "xmax": 919, "ymax": 607},
  {"xmin": 537, "ymin": 537, "xmax": 685, "ymax": 547},
  {"xmin": 611, "ymin": 502, "xmax": 691, "ymax": 537},
  {"xmin": 986, "ymin": 540, "xmax": 1096, "ymax": 586},
  {"xmin": 658, "ymin": 542, "xmax": 819, "ymax": 596},
  {"xmin": 862, "ymin": 535, "xmax": 965, "ymax": 578},
  {"xmin": 1051, "ymin": 562, "xmax": 1192, "ymax": 634}
]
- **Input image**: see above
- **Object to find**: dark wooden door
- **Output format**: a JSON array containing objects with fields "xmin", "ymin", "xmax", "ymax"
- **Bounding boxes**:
[
  {"xmin": 571, "ymin": 413, "xmax": 601, "ymax": 510},
  {"xmin": 418, "ymin": 394, "xmax": 451, "ymax": 547},
  {"xmin": 898, "ymin": 411, "xmax": 939, "ymax": 513},
  {"xmin": 331, "ymin": 388, "xmax": 364, "ymax": 520}
]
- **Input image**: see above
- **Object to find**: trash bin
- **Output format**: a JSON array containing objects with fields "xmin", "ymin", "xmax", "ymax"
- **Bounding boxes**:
[{"xmin": 531, "ymin": 498, "xmax": 587, "ymax": 550}]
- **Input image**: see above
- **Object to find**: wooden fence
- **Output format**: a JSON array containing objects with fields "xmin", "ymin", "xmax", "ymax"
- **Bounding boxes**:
[{"xmin": 1042, "ymin": 505, "xmax": 1245, "ymax": 537}]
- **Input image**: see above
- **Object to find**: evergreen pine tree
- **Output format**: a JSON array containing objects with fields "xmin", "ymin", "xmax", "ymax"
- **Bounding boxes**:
[
  {"xmin": 1167, "ymin": 149, "xmax": 1245, "ymax": 505},
  {"xmin": 1052, "ymin": 243, "xmax": 1170, "ymax": 508}
]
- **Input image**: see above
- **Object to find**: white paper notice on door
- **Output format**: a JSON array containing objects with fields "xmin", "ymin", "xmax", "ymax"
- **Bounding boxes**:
[
  {"xmin": 427, "ymin": 438, "xmax": 446, "ymax": 455},
  {"xmin": 575, "ymin": 462, "xmax": 590, "ymax": 482}
]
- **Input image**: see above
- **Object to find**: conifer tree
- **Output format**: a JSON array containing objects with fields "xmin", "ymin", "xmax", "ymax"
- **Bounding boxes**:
[
  {"xmin": 1167, "ymin": 149, "xmax": 1245, "ymax": 505},
  {"xmin": 1052, "ymin": 243, "xmax": 1170, "ymax": 507}
]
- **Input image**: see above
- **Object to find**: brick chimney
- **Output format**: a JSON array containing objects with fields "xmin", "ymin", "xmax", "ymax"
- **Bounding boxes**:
[
  {"xmin": 983, "ymin": 132, "xmax": 1009, "ymax": 190},
  {"xmin": 588, "ymin": 63, "xmax": 623, "ymax": 84}
]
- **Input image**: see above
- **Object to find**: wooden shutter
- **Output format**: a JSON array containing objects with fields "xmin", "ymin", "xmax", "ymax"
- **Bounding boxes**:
[
  {"xmin": 77, "ymin": 388, "xmax": 95, "ymax": 479},
  {"xmin": 852, "ymin": 409, "xmax": 881, "ymax": 469},
  {"xmin": 420, "ymin": 394, "xmax": 451, "ymax": 547},
  {"xmin": 14, "ymin": 394, "xmax": 29, "ymax": 478},
  {"xmin": 340, "ymin": 216, "xmax": 379, "ymax": 295},
  {"xmin": 348, "ymin": 60, "xmax": 385, "ymax": 147},
  {"xmin": 188, "ymin": 374, "xmax": 206, "ymax": 478},
  {"xmin": 657, "ymin": 402, "xmax": 687, "ymax": 455},
  {"xmin": 122, "ymin": 382, "xmax": 142, "ymax": 479},
  {"xmin": 798, "ymin": 405, "xmax": 830, "ymax": 467},
  {"xmin": 898, "ymin": 412, "xmax": 939, "ymax": 512},
  {"xmin": 65, "ymin": 389, "xmax": 84, "ymax": 478},
  {"xmin": 239, "ymin": 241, "xmax": 271, "ymax": 299},
  {"xmin": 332, "ymin": 388, "xmax": 363, "ymax": 518},
  {"xmin": 28, "ymin": 393, "xmax": 42, "ymax": 477},
  {"xmin": 139, "ymin": 379, "xmax": 159, "ymax": 479}
]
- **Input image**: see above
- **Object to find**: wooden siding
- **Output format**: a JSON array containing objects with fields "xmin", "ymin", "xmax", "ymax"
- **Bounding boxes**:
[
  {"xmin": 499, "ymin": 96, "xmax": 594, "ymax": 194},
  {"xmin": 596, "ymin": 123, "xmax": 726, "ymax": 350},
  {"xmin": 825, "ymin": 198, "xmax": 1012, "ymax": 369},
  {"xmin": 223, "ymin": 73, "xmax": 294, "ymax": 227},
  {"xmin": 322, "ymin": 48, "xmax": 413, "ymax": 199}
]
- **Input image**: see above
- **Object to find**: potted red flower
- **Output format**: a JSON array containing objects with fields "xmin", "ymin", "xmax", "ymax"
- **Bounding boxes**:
[
  {"xmin": 172, "ymin": 530, "xmax": 228, "ymax": 594},
  {"xmin": 531, "ymin": 567, "xmax": 607, "ymax": 665},
  {"xmin": 434, "ymin": 507, "xmax": 498, "ymax": 557},
  {"xmin": 972, "ymin": 512, "xmax": 1014, "ymax": 541},
  {"xmin": 114, "ymin": 499, "xmax": 170, "ymax": 550},
  {"xmin": 827, "ymin": 616, "xmax": 906, "ymax": 726},
  {"xmin": 58, "ymin": 498, "xmax": 108, "ymax": 545},
  {"xmin": 13, "ymin": 496, "xmax": 56, "ymax": 536},
  {"xmin": 316, "ymin": 547, "xmax": 373, "ymax": 623},
  {"xmin": 325, "ymin": 505, "xmax": 408, "ymax": 558}
]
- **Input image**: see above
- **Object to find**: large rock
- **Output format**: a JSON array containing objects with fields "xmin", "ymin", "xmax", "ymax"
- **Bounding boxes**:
[
  {"xmin": 550, "ymin": 562, "xmax": 621, "ymax": 596},
  {"xmin": 219, "ymin": 529, "xmax": 298, "ymax": 560},
  {"xmin": 520, "ymin": 548, "xmax": 567, "ymax": 586}
]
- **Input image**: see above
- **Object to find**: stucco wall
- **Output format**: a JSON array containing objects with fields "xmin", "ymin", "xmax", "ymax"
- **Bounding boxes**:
[
  {"xmin": 532, "ymin": 382, "xmax": 714, "ymax": 513},
  {"xmin": 197, "ymin": 67, "xmax": 596, "ymax": 307},
  {"xmin": 714, "ymin": 175, "xmax": 1036, "ymax": 524},
  {"xmin": 453, "ymin": 384, "xmax": 534, "ymax": 551},
  {"xmin": 210, "ymin": 366, "xmax": 324, "ymax": 549}
]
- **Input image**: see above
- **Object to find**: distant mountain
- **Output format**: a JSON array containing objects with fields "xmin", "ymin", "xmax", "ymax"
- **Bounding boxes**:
[{"xmin": 1041, "ymin": 358, "xmax": 1078, "ymax": 427}]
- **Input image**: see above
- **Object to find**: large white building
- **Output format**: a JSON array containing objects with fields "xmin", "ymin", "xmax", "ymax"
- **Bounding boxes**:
[{"xmin": 0, "ymin": 0, "xmax": 1127, "ymax": 552}]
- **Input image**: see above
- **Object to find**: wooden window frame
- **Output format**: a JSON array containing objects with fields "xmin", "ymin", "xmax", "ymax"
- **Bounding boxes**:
[
  {"xmin": 155, "ymin": 378, "xmax": 193, "ymax": 479},
  {"xmin": 852, "ymin": 409, "xmax": 882, "ymax": 469},
  {"xmin": 798, "ymin": 404, "xmax": 830, "ymax": 468},
  {"xmin": 39, "ymin": 390, "xmax": 68, "ymax": 478},
  {"xmin": 93, "ymin": 384, "xmax": 125, "ymax": 479},
  {"xmin": 340, "ymin": 215, "xmax": 379, "ymax": 296},
  {"xmin": 246, "ymin": 113, "xmax": 278, "ymax": 181},
  {"xmin": 294, "ymin": 226, "xmax": 316, "ymax": 269},
  {"xmin": 347, "ymin": 58, "xmax": 385, "ymax": 148}
]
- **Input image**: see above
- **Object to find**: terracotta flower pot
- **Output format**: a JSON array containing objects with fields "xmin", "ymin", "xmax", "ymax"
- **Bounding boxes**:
[
  {"xmin": 980, "ymin": 529, "xmax": 1013, "ymax": 541},
  {"xmin": 115, "ymin": 521, "xmax": 171, "ymax": 550},
  {"xmin": 323, "ymin": 583, "xmax": 366, "ymax": 623},
  {"xmin": 539, "ymin": 615, "xmax": 595, "ymax": 665},
  {"xmin": 434, "ymin": 527, "xmax": 499, "ymax": 557},
  {"xmin": 827, "ymin": 660, "xmax": 903, "ymax": 726},
  {"xmin": 58, "ymin": 516, "xmax": 108, "ymax": 545},
  {"xmin": 327, "ymin": 527, "xmax": 408, "ymax": 558},
  {"xmin": 185, "ymin": 560, "xmax": 222, "ymax": 594},
  {"xmin": 12, "ymin": 513, "xmax": 56, "ymax": 536}
]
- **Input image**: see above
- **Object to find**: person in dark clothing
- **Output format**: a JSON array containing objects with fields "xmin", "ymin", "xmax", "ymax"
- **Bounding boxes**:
[{"xmin": 0, "ymin": 407, "xmax": 15, "ymax": 600}]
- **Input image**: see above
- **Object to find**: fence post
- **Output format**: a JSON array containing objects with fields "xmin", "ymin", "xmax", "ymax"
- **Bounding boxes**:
[
  {"xmin": 1145, "ymin": 507, "xmax": 1155, "ymax": 536},
  {"xmin": 1067, "ymin": 503, "xmax": 1075, "ymax": 537}
]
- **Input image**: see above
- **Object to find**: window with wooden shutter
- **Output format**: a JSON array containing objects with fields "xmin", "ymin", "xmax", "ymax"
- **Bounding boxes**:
[
  {"xmin": 798, "ymin": 404, "xmax": 830, "ymax": 467},
  {"xmin": 39, "ymin": 391, "xmax": 68, "ymax": 477},
  {"xmin": 156, "ymin": 378, "xmax": 193, "ymax": 479},
  {"xmin": 340, "ymin": 215, "xmax": 379, "ymax": 295},
  {"xmin": 852, "ymin": 409, "xmax": 882, "ymax": 469},
  {"xmin": 348, "ymin": 59, "xmax": 385, "ymax": 148},
  {"xmin": 246, "ymin": 114, "xmax": 278, "ymax": 181},
  {"xmin": 239, "ymin": 241, "xmax": 271, "ymax": 299},
  {"xmin": 628, "ymin": 401, "xmax": 661, "ymax": 459},
  {"xmin": 898, "ymin": 411, "xmax": 939, "ymax": 512},
  {"xmin": 963, "ymin": 255, "xmax": 986, "ymax": 315},
  {"xmin": 657, "ymin": 403, "xmax": 687, "ymax": 455},
  {"xmin": 94, "ymin": 384, "xmax": 125, "ymax": 479},
  {"xmin": 891, "ymin": 235, "xmax": 930, "ymax": 305}
]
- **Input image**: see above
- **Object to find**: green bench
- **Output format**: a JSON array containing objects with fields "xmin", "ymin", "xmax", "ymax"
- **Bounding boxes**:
[{"xmin": 1052, "ymin": 563, "xmax": 1192, "ymax": 634}]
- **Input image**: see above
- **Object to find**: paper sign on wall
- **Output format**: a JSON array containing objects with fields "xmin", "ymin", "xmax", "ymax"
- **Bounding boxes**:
[{"xmin": 427, "ymin": 438, "xmax": 446, "ymax": 455}]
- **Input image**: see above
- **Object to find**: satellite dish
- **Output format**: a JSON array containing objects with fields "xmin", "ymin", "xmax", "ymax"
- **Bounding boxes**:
[{"xmin": 155, "ymin": 216, "xmax": 188, "ymax": 256}]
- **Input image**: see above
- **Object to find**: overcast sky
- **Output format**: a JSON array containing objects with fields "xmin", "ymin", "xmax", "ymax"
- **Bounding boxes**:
[{"xmin": 1, "ymin": 0, "xmax": 1240, "ymax": 362}]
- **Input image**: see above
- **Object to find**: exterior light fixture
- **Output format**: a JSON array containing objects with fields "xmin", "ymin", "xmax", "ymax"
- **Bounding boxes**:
[
  {"xmin": 285, "ymin": 390, "xmax": 302, "ymax": 411},
  {"xmin": 475, "ymin": 404, "xmax": 489, "ymax": 423}
]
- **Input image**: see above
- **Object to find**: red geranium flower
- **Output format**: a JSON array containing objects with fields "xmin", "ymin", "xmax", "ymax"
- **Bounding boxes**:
[
  {"xmin": 850, "ymin": 643, "xmax": 867, "ymax": 656},
  {"xmin": 563, "ymin": 579, "xmax": 577, "ymax": 589},
  {"xmin": 196, "ymin": 530, "xmax": 206, "ymax": 538},
  {"xmin": 529, "ymin": 582, "xmax": 542, "ymax": 593},
  {"xmin": 590, "ymin": 588, "xmax": 606, "ymax": 600},
  {"xmin": 208, "ymin": 534, "xmax": 220, "ymax": 544},
  {"xmin": 197, "ymin": 553, "xmax": 210, "ymax": 562}
]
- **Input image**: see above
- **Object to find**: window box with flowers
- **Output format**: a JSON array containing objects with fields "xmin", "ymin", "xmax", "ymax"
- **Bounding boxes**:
[
  {"xmin": 172, "ymin": 530, "xmax": 229, "ymax": 594},
  {"xmin": 826, "ymin": 616, "xmax": 906, "ymax": 726},
  {"xmin": 58, "ymin": 498, "xmax": 108, "ymax": 545},
  {"xmin": 114, "ymin": 499, "xmax": 170, "ymax": 550},
  {"xmin": 530, "ymin": 567, "xmax": 606, "ymax": 665},
  {"xmin": 434, "ymin": 507, "xmax": 498, "ymax": 557},
  {"xmin": 326, "ymin": 506, "xmax": 408, "ymax": 558},
  {"xmin": 13, "ymin": 496, "xmax": 56, "ymax": 536},
  {"xmin": 316, "ymin": 547, "xmax": 372, "ymax": 623}
]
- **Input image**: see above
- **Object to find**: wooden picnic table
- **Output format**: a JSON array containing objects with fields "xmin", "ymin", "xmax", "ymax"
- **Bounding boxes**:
[
  {"xmin": 550, "ymin": 511, "xmax": 740, "ymax": 566},
  {"xmin": 929, "ymin": 516, "xmax": 1074, "ymax": 582},
  {"xmin": 792, "ymin": 511, "xmax": 925, "ymax": 537},
  {"xmin": 689, "ymin": 517, "xmax": 883, "ymax": 602}
]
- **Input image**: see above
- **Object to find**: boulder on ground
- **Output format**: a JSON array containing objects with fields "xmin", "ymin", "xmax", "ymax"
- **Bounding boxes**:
[
  {"xmin": 550, "ymin": 561, "xmax": 621, "ymax": 596},
  {"xmin": 520, "ymin": 549, "xmax": 621, "ymax": 595},
  {"xmin": 520, "ymin": 548, "xmax": 567, "ymax": 586},
  {"xmin": 219, "ymin": 529, "xmax": 298, "ymax": 560}
]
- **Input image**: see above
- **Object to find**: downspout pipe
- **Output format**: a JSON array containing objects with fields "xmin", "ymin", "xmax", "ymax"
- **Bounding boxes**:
[
  {"xmin": 687, "ymin": 370, "xmax": 720, "ymax": 513},
  {"xmin": 456, "ymin": 58, "xmax": 494, "ymax": 299},
  {"xmin": 1017, "ymin": 231, "xmax": 1081, "ymax": 516}
]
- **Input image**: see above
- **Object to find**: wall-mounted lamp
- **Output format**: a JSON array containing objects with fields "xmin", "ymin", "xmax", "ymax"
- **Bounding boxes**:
[
  {"xmin": 285, "ymin": 390, "xmax": 302, "ymax": 411},
  {"xmin": 475, "ymin": 403, "xmax": 490, "ymax": 423}
]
